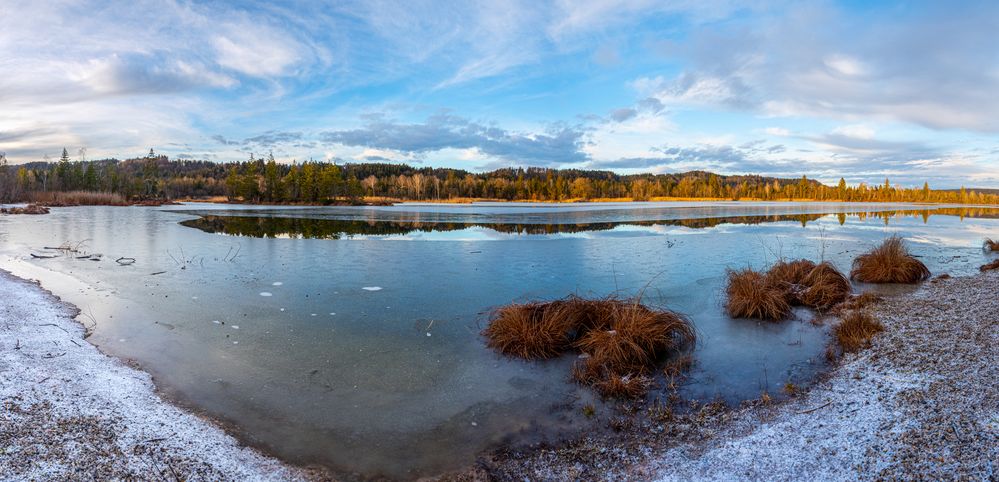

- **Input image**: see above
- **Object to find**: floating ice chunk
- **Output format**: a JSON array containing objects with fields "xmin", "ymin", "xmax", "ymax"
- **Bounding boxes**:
[
  {"xmin": 212, "ymin": 320, "xmax": 221, "ymax": 325},
  {"xmin": 232, "ymin": 325, "xmax": 239, "ymax": 329},
  {"xmin": 329, "ymin": 313, "xmax": 335, "ymax": 316},
  {"xmin": 426, "ymin": 333, "xmax": 432, "ymax": 337},
  {"xmin": 192, "ymin": 296, "xmax": 198, "ymax": 300},
  {"xmin": 311, "ymin": 313, "xmax": 317, "ymax": 317},
  {"xmin": 362, "ymin": 286, "xmax": 382, "ymax": 291},
  {"xmin": 259, "ymin": 292, "xmax": 273, "ymax": 297},
  {"xmin": 280, "ymin": 308, "xmax": 286, "ymax": 312},
  {"xmin": 233, "ymin": 341, "xmax": 239, "ymax": 345},
  {"xmin": 272, "ymin": 282, "xmax": 283, "ymax": 286}
]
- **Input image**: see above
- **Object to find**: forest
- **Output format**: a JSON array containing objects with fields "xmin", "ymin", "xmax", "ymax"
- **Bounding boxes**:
[{"xmin": 1, "ymin": 149, "xmax": 997, "ymax": 205}]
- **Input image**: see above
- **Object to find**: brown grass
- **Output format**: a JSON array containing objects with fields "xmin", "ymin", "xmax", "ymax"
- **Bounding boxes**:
[
  {"xmin": 833, "ymin": 311, "xmax": 884, "ymax": 352},
  {"xmin": 725, "ymin": 268, "xmax": 791, "ymax": 320},
  {"xmin": 482, "ymin": 302, "xmax": 576, "ymax": 359},
  {"xmin": 796, "ymin": 262, "xmax": 852, "ymax": 310},
  {"xmin": 766, "ymin": 259, "xmax": 817, "ymax": 287},
  {"xmin": 29, "ymin": 191, "xmax": 129, "ymax": 206},
  {"xmin": 0, "ymin": 204, "xmax": 50, "ymax": 215},
  {"xmin": 591, "ymin": 374, "xmax": 653, "ymax": 399},
  {"xmin": 833, "ymin": 292, "xmax": 883, "ymax": 313},
  {"xmin": 980, "ymin": 259, "xmax": 999, "ymax": 272},
  {"xmin": 985, "ymin": 238, "xmax": 999, "ymax": 251},
  {"xmin": 850, "ymin": 236, "xmax": 930, "ymax": 283},
  {"xmin": 485, "ymin": 296, "xmax": 696, "ymax": 399}
]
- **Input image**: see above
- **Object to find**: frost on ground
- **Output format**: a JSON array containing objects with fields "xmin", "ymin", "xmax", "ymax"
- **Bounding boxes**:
[
  {"xmin": 483, "ymin": 272, "xmax": 999, "ymax": 481},
  {"xmin": 0, "ymin": 270, "xmax": 317, "ymax": 481}
]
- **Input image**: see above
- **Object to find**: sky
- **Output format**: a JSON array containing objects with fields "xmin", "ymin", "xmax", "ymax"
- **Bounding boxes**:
[{"xmin": 1, "ymin": 0, "xmax": 998, "ymax": 188}]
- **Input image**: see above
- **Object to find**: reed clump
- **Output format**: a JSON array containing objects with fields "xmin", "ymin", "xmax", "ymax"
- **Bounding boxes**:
[
  {"xmin": 985, "ymin": 238, "xmax": 999, "ymax": 251},
  {"xmin": 725, "ymin": 269, "xmax": 791, "ymax": 320},
  {"xmin": 725, "ymin": 259, "xmax": 852, "ymax": 320},
  {"xmin": 796, "ymin": 262, "xmax": 852, "ymax": 310},
  {"xmin": 484, "ymin": 296, "xmax": 696, "ymax": 399},
  {"xmin": 850, "ymin": 236, "xmax": 930, "ymax": 283},
  {"xmin": 833, "ymin": 311, "xmax": 884, "ymax": 352}
]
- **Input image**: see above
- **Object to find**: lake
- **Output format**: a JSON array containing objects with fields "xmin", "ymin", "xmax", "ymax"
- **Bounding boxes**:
[{"xmin": 1, "ymin": 201, "xmax": 997, "ymax": 479}]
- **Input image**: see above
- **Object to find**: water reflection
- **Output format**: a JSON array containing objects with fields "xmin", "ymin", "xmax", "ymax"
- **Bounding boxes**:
[{"xmin": 181, "ymin": 207, "xmax": 999, "ymax": 239}]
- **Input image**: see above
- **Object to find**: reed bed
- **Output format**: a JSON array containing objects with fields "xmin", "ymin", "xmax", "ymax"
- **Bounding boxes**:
[
  {"xmin": 0, "ymin": 204, "xmax": 50, "ymax": 215},
  {"xmin": 484, "ymin": 296, "xmax": 695, "ymax": 399},
  {"xmin": 850, "ymin": 236, "xmax": 930, "ymax": 283},
  {"xmin": 29, "ymin": 191, "xmax": 129, "ymax": 206}
]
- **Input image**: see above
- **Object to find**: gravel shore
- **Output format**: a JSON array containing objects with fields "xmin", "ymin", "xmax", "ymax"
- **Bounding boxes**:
[{"xmin": 2, "ymin": 268, "xmax": 996, "ymax": 480}]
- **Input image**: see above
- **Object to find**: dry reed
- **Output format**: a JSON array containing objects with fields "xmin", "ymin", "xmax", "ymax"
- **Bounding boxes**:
[
  {"xmin": 484, "ymin": 296, "xmax": 696, "ymax": 399},
  {"xmin": 796, "ymin": 262, "xmax": 852, "ymax": 310},
  {"xmin": 850, "ymin": 236, "xmax": 930, "ymax": 283},
  {"xmin": 980, "ymin": 259, "xmax": 999, "ymax": 272},
  {"xmin": 833, "ymin": 311, "xmax": 884, "ymax": 352},
  {"xmin": 29, "ymin": 191, "xmax": 129, "ymax": 206},
  {"xmin": 985, "ymin": 238, "xmax": 999, "ymax": 251},
  {"xmin": 725, "ymin": 268, "xmax": 791, "ymax": 320}
]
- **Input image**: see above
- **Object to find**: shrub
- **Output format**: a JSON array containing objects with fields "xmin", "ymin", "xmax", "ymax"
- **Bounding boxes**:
[{"xmin": 850, "ymin": 236, "xmax": 930, "ymax": 283}]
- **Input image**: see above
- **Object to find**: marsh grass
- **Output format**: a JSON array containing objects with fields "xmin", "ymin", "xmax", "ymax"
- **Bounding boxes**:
[
  {"xmin": 725, "ymin": 259, "xmax": 852, "ymax": 320},
  {"xmin": 796, "ymin": 262, "xmax": 852, "ymax": 310},
  {"xmin": 833, "ymin": 311, "xmax": 884, "ymax": 352},
  {"xmin": 725, "ymin": 269, "xmax": 791, "ymax": 320},
  {"xmin": 850, "ymin": 236, "xmax": 930, "ymax": 283},
  {"xmin": 484, "ymin": 296, "xmax": 696, "ymax": 399},
  {"xmin": 832, "ymin": 292, "xmax": 883, "ymax": 314},
  {"xmin": 985, "ymin": 238, "xmax": 999, "ymax": 251},
  {"xmin": 30, "ymin": 191, "xmax": 129, "ymax": 206}
]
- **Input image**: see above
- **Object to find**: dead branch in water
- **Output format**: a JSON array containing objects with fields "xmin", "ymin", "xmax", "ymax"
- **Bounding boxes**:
[
  {"xmin": 30, "ymin": 253, "xmax": 57, "ymax": 259},
  {"xmin": 115, "ymin": 257, "xmax": 136, "ymax": 265}
]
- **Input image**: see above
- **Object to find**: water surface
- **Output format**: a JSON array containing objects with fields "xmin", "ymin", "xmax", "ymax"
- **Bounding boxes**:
[{"xmin": 1, "ymin": 201, "xmax": 996, "ymax": 478}]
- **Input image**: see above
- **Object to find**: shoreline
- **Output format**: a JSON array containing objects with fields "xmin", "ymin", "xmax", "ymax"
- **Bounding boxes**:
[
  {"xmin": 0, "ymin": 269, "xmax": 325, "ymax": 481},
  {"xmin": 2, "ymin": 268, "xmax": 996, "ymax": 480}
]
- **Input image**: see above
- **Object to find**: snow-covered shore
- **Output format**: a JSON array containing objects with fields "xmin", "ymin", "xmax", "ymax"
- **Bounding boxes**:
[{"xmin": 0, "ymin": 269, "xmax": 314, "ymax": 481}]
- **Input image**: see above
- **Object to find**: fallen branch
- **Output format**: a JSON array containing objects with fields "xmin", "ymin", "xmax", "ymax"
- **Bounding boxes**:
[
  {"xmin": 150, "ymin": 271, "xmax": 167, "ymax": 276},
  {"xmin": 116, "ymin": 257, "xmax": 136, "ymax": 265},
  {"xmin": 38, "ymin": 323, "xmax": 69, "ymax": 333},
  {"xmin": 31, "ymin": 253, "xmax": 57, "ymax": 259},
  {"xmin": 41, "ymin": 352, "xmax": 66, "ymax": 359},
  {"xmin": 796, "ymin": 401, "xmax": 832, "ymax": 414}
]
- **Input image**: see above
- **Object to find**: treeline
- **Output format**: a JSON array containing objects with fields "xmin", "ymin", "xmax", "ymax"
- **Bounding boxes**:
[{"xmin": 1, "ymin": 150, "xmax": 998, "ymax": 205}]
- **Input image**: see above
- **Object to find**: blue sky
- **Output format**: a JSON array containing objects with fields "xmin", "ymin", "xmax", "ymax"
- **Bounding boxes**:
[{"xmin": 1, "ymin": 0, "xmax": 998, "ymax": 187}]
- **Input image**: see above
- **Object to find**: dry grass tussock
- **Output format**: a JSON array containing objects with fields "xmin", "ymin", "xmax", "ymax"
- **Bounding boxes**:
[
  {"xmin": 725, "ymin": 269, "xmax": 792, "ymax": 320},
  {"xmin": 29, "ymin": 191, "xmax": 128, "ymax": 206},
  {"xmin": 980, "ymin": 259, "xmax": 999, "ymax": 272},
  {"xmin": 850, "ymin": 236, "xmax": 930, "ymax": 283},
  {"xmin": 833, "ymin": 310, "xmax": 884, "ymax": 352},
  {"xmin": 725, "ymin": 259, "xmax": 852, "ymax": 320},
  {"xmin": 985, "ymin": 238, "xmax": 999, "ymax": 251},
  {"xmin": 484, "ymin": 296, "xmax": 696, "ymax": 399}
]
